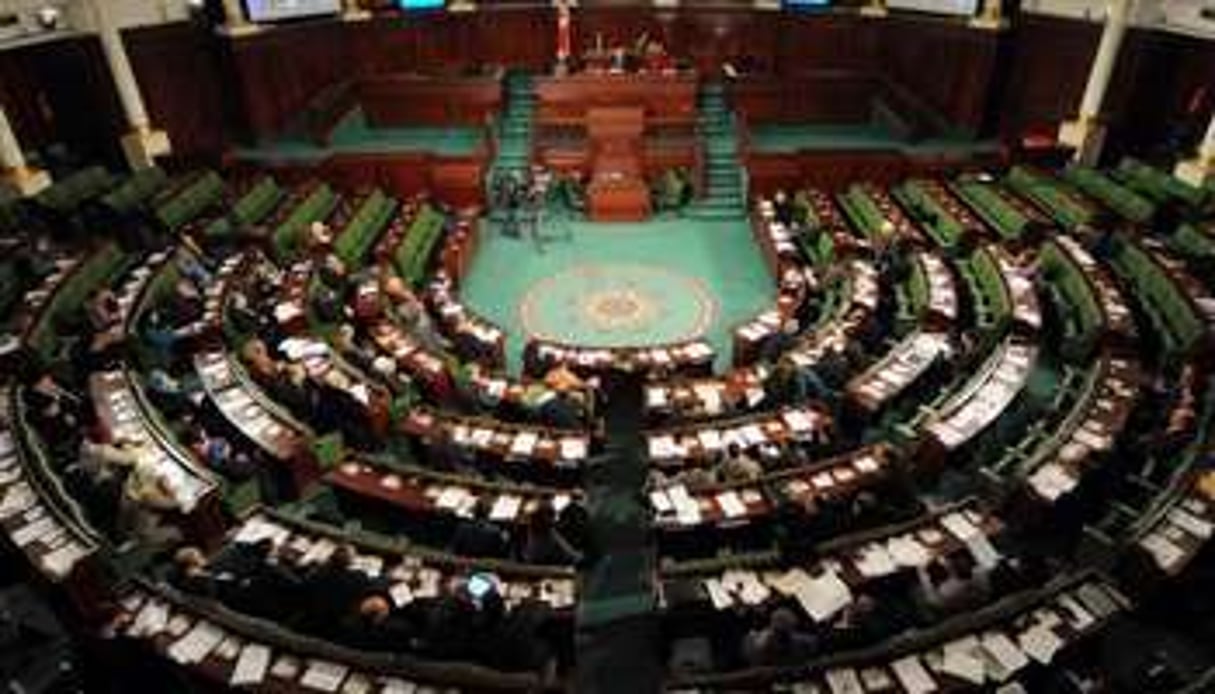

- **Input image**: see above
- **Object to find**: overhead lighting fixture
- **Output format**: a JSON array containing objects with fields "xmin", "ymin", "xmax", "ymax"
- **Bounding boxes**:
[{"xmin": 35, "ymin": 5, "xmax": 60, "ymax": 31}]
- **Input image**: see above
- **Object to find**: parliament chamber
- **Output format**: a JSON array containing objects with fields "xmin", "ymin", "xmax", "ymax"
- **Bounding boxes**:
[{"xmin": 0, "ymin": 0, "xmax": 1214, "ymax": 692}]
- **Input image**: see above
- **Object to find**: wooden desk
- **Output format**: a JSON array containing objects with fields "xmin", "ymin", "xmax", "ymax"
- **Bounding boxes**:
[
  {"xmin": 534, "ymin": 72, "xmax": 697, "ymax": 129},
  {"xmin": 588, "ymin": 176, "xmax": 650, "ymax": 222},
  {"xmin": 357, "ymin": 72, "xmax": 503, "ymax": 128}
]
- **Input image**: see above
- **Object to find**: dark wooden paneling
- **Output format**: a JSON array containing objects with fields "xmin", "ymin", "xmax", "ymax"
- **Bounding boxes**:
[
  {"xmin": 996, "ymin": 13, "xmax": 1100, "ymax": 139},
  {"xmin": 879, "ymin": 15, "xmax": 1000, "ymax": 135},
  {"xmin": 1104, "ymin": 27, "xmax": 1215, "ymax": 161},
  {"xmin": 0, "ymin": 35, "xmax": 125, "ymax": 167},
  {"xmin": 226, "ymin": 21, "xmax": 352, "ymax": 141},
  {"xmin": 124, "ymin": 22, "xmax": 230, "ymax": 166}
]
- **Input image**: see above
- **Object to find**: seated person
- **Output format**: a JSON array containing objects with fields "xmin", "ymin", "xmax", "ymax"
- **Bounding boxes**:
[
  {"xmin": 719, "ymin": 443, "xmax": 764, "ymax": 484},
  {"xmin": 449, "ymin": 500, "xmax": 511, "ymax": 559},
  {"xmin": 300, "ymin": 544, "xmax": 375, "ymax": 635},
  {"xmin": 86, "ymin": 288, "xmax": 122, "ymax": 331},
  {"xmin": 338, "ymin": 593, "xmax": 417, "ymax": 653},
  {"xmin": 382, "ymin": 275, "xmax": 447, "ymax": 353},
  {"xmin": 167, "ymin": 545, "xmax": 221, "ymax": 597},
  {"xmin": 914, "ymin": 552, "xmax": 990, "ymax": 618},
  {"xmin": 521, "ymin": 501, "xmax": 579, "ymax": 565},
  {"xmin": 741, "ymin": 607, "xmax": 817, "ymax": 667}
]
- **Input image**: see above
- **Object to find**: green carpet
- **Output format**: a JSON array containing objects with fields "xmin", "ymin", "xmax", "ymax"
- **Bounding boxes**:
[
  {"xmin": 749, "ymin": 123, "xmax": 1002, "ymax": 156},
  {"xmin": 461, "ymin": 213, "xmax": 774, "ymax": 373},
  {"xmin": 236, "ymin": 107, "xmax": 483, "ymax": 162}
]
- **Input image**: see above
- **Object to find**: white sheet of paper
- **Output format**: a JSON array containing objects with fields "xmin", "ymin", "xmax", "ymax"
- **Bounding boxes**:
[
  {"xmin": 299, "ymin": 660, "xmax": 348, "ymax": 692},
  {"xmin": 230, "ymin": 644, "xmax": 271, "ymax": 687},
  {"xmin": 891, "ymin": 655, "xmax": 938, "ymax": 694}
]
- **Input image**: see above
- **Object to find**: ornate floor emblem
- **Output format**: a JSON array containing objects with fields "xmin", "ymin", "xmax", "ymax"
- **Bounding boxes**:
[{"xmin": 519, "ymin": 263, "xmax": 716, "ymax": 347}]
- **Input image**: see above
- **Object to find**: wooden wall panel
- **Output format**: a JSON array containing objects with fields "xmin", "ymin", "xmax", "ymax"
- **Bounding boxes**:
[
  {"xmin": 1103, "ymin": 28, "xmax": 1215, "ymax": 162},
  {"xmin": 124, "ymin": 22, "xmax": 230, "ymax": 166},
  {"xmin": 226, "ymin": 21, "xmax": 352, "ymax": 141},
  {"xmin": 995, "ymin": 13, "xmax": 1100, "ymax": 139},
  {"xmin": 0, "ymin": 35, "xmax": 125, "ymax": 167},
  {"xmin": 878, "ymin": 15, "xmax": 1000, "ymax": 135}
]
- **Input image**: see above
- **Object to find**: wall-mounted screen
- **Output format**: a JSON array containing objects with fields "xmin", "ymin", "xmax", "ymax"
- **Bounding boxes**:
[
  {"xmin": 244, "ymin": 0, "xmax": 341, "ymax": 22},
  {"xmin": 397, "ymin": 0, "xmax": 445, "ymax": 9},
  {"xmin": 784, "ymin": 0, "xmax": 833, "ymax": 8},
  {"xmin": 886, "ymin": 0, "xmax": 980, "ymax": 16}
]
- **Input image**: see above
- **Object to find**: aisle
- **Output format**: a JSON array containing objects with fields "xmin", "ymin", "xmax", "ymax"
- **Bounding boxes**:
[{"xmin": 575, "ymin": 375, "xmax": 663, "ymax": 694}]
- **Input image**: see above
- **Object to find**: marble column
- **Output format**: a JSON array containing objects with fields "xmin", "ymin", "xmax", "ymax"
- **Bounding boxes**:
[
  {"xmin": 342, "ymin": 0, "xmax": 372, "ymax": 21},
  {"xmin": 860, "ymin": 0, "xmax": 888, "ymax": 18},
  {"xmin": 1175, "ymin": 112, "xmax": 1215, "ymax": 188},
  {"xmin": 0, "ymin": 107, "xmax": 50, "ymax": 197},
  {"xmin": 970, "ymin": 0, "xmax": 1008, "ymax": 30},
  {"xmin": 1058, "ymin": 0, "xmax": 1130, "ymax": 166},
  {"xmin": 220, "ymin": 0, "xmax": 261, "ymax": 36},
  {"xmin": 86, "ymin": 0, "xmax": 171, "ymax": 170}
]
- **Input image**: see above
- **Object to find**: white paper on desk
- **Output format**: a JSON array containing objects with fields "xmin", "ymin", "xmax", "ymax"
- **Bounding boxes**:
[
  {"xmin": 1028, "ymin": 463, "xmax": 1078, "ymax": 501},
  {"xmin": 509, "ymin": 431, "xmax": 539, "ymax": 456},
  {"xmin": 980, "ymin": 632, "xmax": 1029, "ymax": 679},
  {"xmin": 941, "ymin": 637, "xmax": 987, "ymax": 685},
  {"xmin": 645, "ymin": 387, "xmax": 668, "ymax": 409},
  {"xmin": 389, "ymin": 581, "xmax": 414, "ymax": 608},
  {"xmin": 649, "ymin": 490, "xmax": 673, "ymax": 513},
  {"xmin": 300, "ymin": 538, "xmax": 337, "ymax": 566},
  {"xmin": 490, "ymin": 495, "xmax": 523, "ymax": 521},
  {"xmin": 698, "ymin": 428, "xmax": 724, "ymax": 452},
  {"xmin": 1169, "ymin": 508, "xmax": 1213, "ymax": 539},
  {"xmin": 887, "ymin": 535, "xmax": 932, "ymax": 568},
  {"xmin": 12, "ymin": 516, "xmax": 55, "ymax": 547},
  {"xmin": 167, "ymin": 620, "xmax": 224, "ymax": 665},
  {"xmin": 783, "ymin": 409, "xmax": 816, "ymax": 434},
  {"xmin": 792, "ymin": 569, "xmax": 852, "ymax": 622},
  {"xmin": 41, "ymin": 542, "xmax": 87, "ymax": 579},
  {"xmin": 940, "ymin": 512, "xmax": 980, "ymax": 542},
  {"xmin": 230, "ymin": 643, "xmax": 271, "ymax": 687},
  {"xmin": 380, "ymin": 678, "xmax": 418, "ymax": 694},
  {"xmin": 966, "ymin": 532, "xmax": 1001, "ymax": 570},
  {"xmin": 824, "ymin": 667, "xmax": 864, "ymax": 694},
  {"xmin": 741, "ymin": 424, "xmax": 766, "ymax": 446},
  {"xmin": 1056, "ymin": 594, "xmax": 1095, "ymax": 631},
  {"xmin": 351, "ymin": 555, "xmax": 382, "ymax": 578},
  {"xmin": 648, "ymin": 435, "xmax": 680, "ymax": 460},
  {"xmin": 704, "ymin": 578, "xmax": 734, "ymax": 610},
  {"xmin": 716, "ymin": 491, "xmax": 748, "ymax": 519},
  {"xmin": 560, "ymin": 437, "xmax": 587, "ymax": 461},
  {"xmin": 1018, "ymin": 624, "xmax": 1063, "ymax": 664},
  {"xmin": 853, "ymin": 543, "xmax": 897, "ymax": 578},
  {"xmin": 553, "ymin": 493, "xmax": 571, "ymax": 513},
  {"xmin": 1140, "ymin": 532, "xmax": 1185, "ymax": 570},
  {"xmin": 891, "ymin": 655, "xmax": 938, "ymax": 694},
  {"xmin": 701, "ymin": 389, "xmax": 727, "ymax": 417},
  {"xmin": 435, "ymin": 486, "xmax": 466, "ymax": 510},
  {"xmin": 300, "ymin": 659, "xmax": 348, "ymax": 692},
  {"xmin": 129, "ymin": 600, "xmax": 170, "ymax": 637}
]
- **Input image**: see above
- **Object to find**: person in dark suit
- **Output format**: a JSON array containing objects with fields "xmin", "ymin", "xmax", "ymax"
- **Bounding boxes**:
[
  {"xmin": 449, "ymin": 500, "xmax": 511, "ymax": 559},
  {"xmin": 337, "ymin": 593, "xmax": 417, "ymax": 653},
  {"xmin": 521, "ymin": 501, "xmax": 578, "ymax": 565},
  {"xmin": 300, "ymin": 544, "xmax": 374, "ymax": 636},
  {"xmin": 741, "ymin": 607, "xmax": 817, "ymax": 667}
]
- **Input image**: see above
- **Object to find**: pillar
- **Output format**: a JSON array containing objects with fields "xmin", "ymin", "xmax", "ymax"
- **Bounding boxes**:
[
  {"xmin": 342, "ymin": 0, "xmax": 372, "ymax": 21},
  {"xmin": 219, "ymin": 0, "xmax": 261, "ymax": 37},
  {"xmin": 86, "ymin": 0, "xmax": 171, "ymax": 170},
  {"xmin": 1058, "ymin": 0, "xmax": 1130, "ymax": 166},
  {"xmin": 0, "ymin": 108, "xmax": 50, "ymax": 197},
  {"xmin": 860, "ymin": 0, "xmax": 888, "ymax": 18},
  {"xmin": 970, "ymin": 0, "xmax": 1008, "ymax": 30},
  {"xmin": 1175, "ymin": 113, "xmax": 1215, "ymax": 188}
]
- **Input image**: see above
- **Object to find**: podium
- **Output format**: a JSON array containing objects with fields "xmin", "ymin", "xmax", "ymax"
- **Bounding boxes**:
[{"xmin": 587, "ymin": 106, "xmax": 651, "ymax": 222}]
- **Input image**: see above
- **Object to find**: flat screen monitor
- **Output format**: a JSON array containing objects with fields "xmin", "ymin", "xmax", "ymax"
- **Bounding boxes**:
[
  {"xmin": 784, "ymin": 0, "xmax": 832, "ymax": 8},
  {"xmin": 886, "ymin": 0, "xmax": 979, "ymax": 16},
  {"xmin": 397, "ymin": 0, "xmax": 445, "ymax": 9},
  {"xmin": 244, "ymin": 0, "xmax": 341, "ymax": 22}
]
